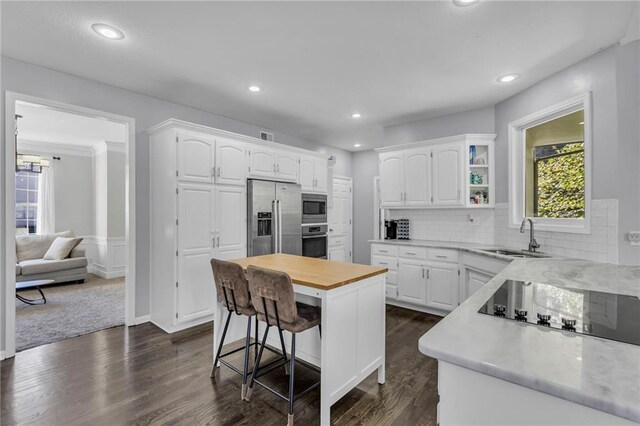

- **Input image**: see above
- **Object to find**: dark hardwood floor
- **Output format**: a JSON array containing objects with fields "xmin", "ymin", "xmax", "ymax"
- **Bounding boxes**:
[{"xmin": 1, "ymin": 306, "xmax": 441, "ymax": 425}]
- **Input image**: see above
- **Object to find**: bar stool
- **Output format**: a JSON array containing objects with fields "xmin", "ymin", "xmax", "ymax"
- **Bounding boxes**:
[
  {"xmin": 210, "ymin": 259, "xmax": 290, "ymax": 400},
  {"xmin": 245, "ymin": 265, "xmax": 321, "ymax": 426}
]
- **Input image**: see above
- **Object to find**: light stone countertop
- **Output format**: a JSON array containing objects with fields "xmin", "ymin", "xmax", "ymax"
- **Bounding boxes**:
[
  {"xmin": 417, "ymin": 257, "xmax": 640, "ymax": 423},
  {"xmin": 368, "ymin": 238, "xmax": 551, "ymax": 262}
]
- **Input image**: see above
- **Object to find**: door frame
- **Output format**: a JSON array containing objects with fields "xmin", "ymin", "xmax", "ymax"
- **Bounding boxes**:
[{"xmin": 4, "ymin": 92, "xmax": 136, "ymax": 359}]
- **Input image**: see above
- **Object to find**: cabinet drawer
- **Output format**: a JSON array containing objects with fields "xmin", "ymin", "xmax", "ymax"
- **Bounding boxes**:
[
  {"xmin": 398, "ymin": 246, "xmax": 427, "ymax": 260},
  {"xmin": 428, "ymin": 249, "xmax": 459, "ymax": 263},
  {"xmin": 371, "ymin": 255, "xmax": 397, "ymax": 271},
  {"xmin": 372, "ymin": 244, "xmax": 398, "ymax": 257},
  {"xmin": 329, "ymin": 236, "xmax": 346, "ymax": 247}
]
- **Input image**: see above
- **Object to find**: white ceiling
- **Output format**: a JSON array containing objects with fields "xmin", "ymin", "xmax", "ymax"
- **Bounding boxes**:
[
  {"xmin": 16, "ymin": 102, "xmax": 126, "ymax": 149},
  {"xmin": 1, "ymin": 1, "xmax": 636, "ymax": 151}
]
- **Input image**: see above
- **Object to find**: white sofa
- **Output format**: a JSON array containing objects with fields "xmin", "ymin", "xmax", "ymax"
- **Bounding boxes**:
[{"xmin": 15, "ymin": 231, "xmax": 88, "ymax": 284}]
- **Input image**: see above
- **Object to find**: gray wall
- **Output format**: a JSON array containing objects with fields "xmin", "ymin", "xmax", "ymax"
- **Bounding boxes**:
[
  {"xmin": 494, "ymin": 41, "xmax": 640, "ymax": 265},
  {"xmin": 0, "ymin": 56, "xmax": 353, "ymax": 352},
  {"xmin": 352, "ymin": 106, "xmax": 497, "ymax": 264},
  {"xmin": 54, "ymin": 154, "xmax": 94, "ymax": 236}
]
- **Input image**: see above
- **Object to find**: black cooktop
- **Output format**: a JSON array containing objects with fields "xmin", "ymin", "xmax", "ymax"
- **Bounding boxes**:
[{"xmin": 479, "ymin": 280, "xmax": 640, "ymax": 346}]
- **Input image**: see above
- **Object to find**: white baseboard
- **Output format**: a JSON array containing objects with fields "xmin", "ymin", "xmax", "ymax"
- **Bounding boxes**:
[
  {"xmin": 133, "ymin": 315, "xmax": 150, "ymax": 325},
  {"xmin": 386, "ymin": 299, "xmax": 449, "ymax": 317},
  {"xmin": 88, "ymin": 264, "xmax": 126, "ymax": 279}
]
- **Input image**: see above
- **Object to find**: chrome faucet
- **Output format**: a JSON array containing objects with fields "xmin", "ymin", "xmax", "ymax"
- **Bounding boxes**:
[{"xmin": 520, "ymin": 218, "xmax": 540, "ymax": 252}]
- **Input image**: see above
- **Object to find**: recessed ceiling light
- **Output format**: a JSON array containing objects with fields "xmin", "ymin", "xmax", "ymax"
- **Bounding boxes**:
[
  {"xmin": 497, "ymin": 73, "xmax": 520, "ymax": 83},
  {"xmin": 351, "ymin": 113, "xmax": 361, "ymax": 119},
  {"xmin": 453, "ymin": 0, "xmax": 480, "ymax": 6},
  {"xmin": 579, "ymin": 121, "xmax": 584, "ymax": 125},
  {"xmin": 248, "ymin": 86, "xmax": 261, "ymax": 92},
  {"xmin": 91, "ymin": 23, "xmax": 125, "ymax": 40},
  {"xmin": 354, "ymin": 143, "xmax": 361, "ymax": 148}
]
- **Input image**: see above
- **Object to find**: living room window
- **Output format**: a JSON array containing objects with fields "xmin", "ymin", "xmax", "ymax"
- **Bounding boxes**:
[
  {"xmin": 16, "ymin": 171, "xmax": 39, "ymax": 234},
  {"xmin": 508, "ymin": 93, "xmax": 591, "ymax": 233}
]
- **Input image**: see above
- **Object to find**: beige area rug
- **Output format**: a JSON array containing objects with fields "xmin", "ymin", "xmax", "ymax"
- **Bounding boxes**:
[{"xmin": 15, "ymin": 274, "xmax": 125, "ymax": 352}]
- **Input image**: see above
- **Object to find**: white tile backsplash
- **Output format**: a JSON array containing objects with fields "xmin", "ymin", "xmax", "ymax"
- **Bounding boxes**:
[{"xmin": 387, "ymin": 199, "xmax": 619, "ymax": 264}]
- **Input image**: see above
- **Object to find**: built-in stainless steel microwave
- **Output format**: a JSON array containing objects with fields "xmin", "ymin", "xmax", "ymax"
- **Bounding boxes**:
[{"xmin": 301, "ymin": 193, "xmax": 327, "ymax": 224}]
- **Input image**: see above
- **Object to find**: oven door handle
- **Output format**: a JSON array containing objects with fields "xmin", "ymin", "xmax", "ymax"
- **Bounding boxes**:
[{"xmin": 302, "ymin": 235, "xmax": 328, "ymax": 239}]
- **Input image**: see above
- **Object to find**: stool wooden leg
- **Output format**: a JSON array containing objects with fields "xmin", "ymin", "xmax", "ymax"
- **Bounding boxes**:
[
  {"xmin": 241, "ymin": 315, "xmax": 253, "ymax": 400},
  {"xmin": 245, "ymin": 325, "xmax": 270, "ymax": 401}
]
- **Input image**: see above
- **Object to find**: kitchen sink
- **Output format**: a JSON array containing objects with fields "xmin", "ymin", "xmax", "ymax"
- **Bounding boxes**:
[{"xmin": 478, "ymin": 248, "xmax": 550, "ymax": 258}]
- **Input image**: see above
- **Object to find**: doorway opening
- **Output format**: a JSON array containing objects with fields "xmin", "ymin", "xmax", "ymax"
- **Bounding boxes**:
[{"xmin": 4, "ymin": 93, "xmax": 136, "ymax": 358}]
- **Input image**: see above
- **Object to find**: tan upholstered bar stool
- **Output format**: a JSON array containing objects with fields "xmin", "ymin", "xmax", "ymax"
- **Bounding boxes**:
[
  {"xmin": 210, "ymin": 259, "xmax": 290, "ymax": 400},
  {"xmin": 245, "ymin": 265, "xmax": 321, "ymax": 426}
]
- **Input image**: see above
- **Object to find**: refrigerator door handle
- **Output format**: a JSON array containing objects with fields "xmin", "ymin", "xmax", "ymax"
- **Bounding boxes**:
[
  {"xmin": 277, "ymin": 199, "xmax": 283, "ymax": 253},
  {"xmin": 272, "ymin": 199, "xmax": 278, "ymax": 253}
]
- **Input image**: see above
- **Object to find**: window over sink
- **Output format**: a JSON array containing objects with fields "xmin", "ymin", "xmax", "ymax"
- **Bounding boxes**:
[{"xmin": 509, "ymin": 93, "xmax": 591, "ymax": 233}]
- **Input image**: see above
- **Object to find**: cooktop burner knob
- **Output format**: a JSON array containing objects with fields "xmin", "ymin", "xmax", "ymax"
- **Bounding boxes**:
[
  {"xmin": 515, "ymin": 308, "xmax": 528, "ymax": 317},
  {"xmin": 562, "ymin": 317, "xmax": 577, "ymax": 327},
  {"xmin": 537, "ymin": 313, "xmax": 551, "ymax": 322},
  {"xmin": 493, "ymin": 304, "xmax": 506, "ymax": 315}
]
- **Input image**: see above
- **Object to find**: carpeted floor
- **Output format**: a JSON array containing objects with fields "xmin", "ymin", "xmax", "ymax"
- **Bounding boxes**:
[{"xmin": 15, "ymin": 274, "xmax": 125, "ymax": 352}]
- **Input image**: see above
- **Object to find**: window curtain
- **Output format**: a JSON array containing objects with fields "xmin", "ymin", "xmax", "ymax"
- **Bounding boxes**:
[{"xmin": 36, "ymin": 158, "xmax": 55, "ymax": 234}]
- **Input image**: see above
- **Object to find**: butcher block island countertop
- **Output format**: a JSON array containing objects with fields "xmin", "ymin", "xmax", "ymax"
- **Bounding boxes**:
[{"xmin": 231, "ymin": 253, "xmax": 388, "ymax": 290}]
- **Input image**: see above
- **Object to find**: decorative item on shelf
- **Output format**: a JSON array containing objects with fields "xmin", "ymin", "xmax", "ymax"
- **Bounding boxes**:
[
  {"xmin": 469, "ymin": 145, "xmax": 476, "ymax": 165},
  {"xmin": 482, "ymin": 191, "xmax": 489, "ymax": 204},
  {"xmin": 473, "ymin": 158, "xmax": 486, "ymax": 165},
  {"xmin": 473, "ymin": 192, "xmax": 482, "ymax": 204},
  {"xmin": 396, "ymin": 219, "xmax": 410, "ymax": 240},
  {"xmin": 470, "ymin": 171, "xmax": 483, "ymax": 185}
]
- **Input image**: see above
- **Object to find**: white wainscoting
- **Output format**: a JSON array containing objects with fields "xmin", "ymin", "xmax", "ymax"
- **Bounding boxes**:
[{"xmin": 80, "ymin": 236, "xmax": 126, "ymax": 279}]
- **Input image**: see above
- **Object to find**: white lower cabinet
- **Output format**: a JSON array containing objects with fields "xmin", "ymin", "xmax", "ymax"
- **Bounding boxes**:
[
  {"xmin": 465, "ymin": 269, "xmax": 492, "ymax": 299},
  {"xmin": 461, "ymin": 253, "xmax": 510, "ymax": 301},
  {"xmin": 398, "ymin": 259, "xmax": 427, "ymax": 305},
  {"xmin": 426, "ymin": 261, "xmax": 459, "ymax": 311}
]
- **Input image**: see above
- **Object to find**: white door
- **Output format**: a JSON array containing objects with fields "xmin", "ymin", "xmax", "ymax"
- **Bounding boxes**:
[
  {"xmin": 249, "ymin": 147, "xmax": 276, "ymax": 178},
  {"xmin": 398, "ymin": 259, "xmax": 427, "ymax": 305},
  {"xmin": 214, "ymin": 186, "xmax": 246, "ymax": 260},
  {"xmin": 426, "ymin": 261, "xmax": 459, "ymax": 311},
  {"xmin": 177, "ymin": 132, "xmax": 215, "ymax": 183},
  {"xmin": 215, "ymin": 139, "xmax": 246, "ymax": 186},
  {"xmin": 299, "ymin": 156, "xmax": 315, "ymax": 191},
  {"xmin": 313, "ymin": 158, "xmax": 328, "ymax": 192},
  {"xmin": 177, "ymin": 184, "xmax": 215, "ymax": 324},
  {"xmin": 404, "ymin": 149, "xmax": 431, "ymax": 206},
  {"xmin": 379, "ymin": 153, "xmax": 404, "ymax": 207},
  {"xmin": 328, "ymin": 177, "xmax": 352, "ymax": 261},
  {"xmin": 276, "ymin": 152, "xmax": 299, "ymax": 182},
  {"xmin": 432, "ymin": 143, "xmax": 463, "ymax": 206},
  {"xmin": 466, "ymin": 269, "xmax": 492, "ymax": 300}
]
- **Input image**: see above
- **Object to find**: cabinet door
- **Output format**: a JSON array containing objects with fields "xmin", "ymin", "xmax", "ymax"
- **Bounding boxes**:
[
  {"xmin": 398, "ymin": 260, "xmax": 427, "ymax": 305},
  {"xmin": 177, "ymin": 132, "xmax": 215, "ymax": 183},
  {"xmin": 426, "ymin": 261, "xmax": 459, "ymax": 312},
  {"xmin": 466, "ymin": 269, "xmax": 492, "ymax": 300},
  {"xmin": 328, "ymin": 244, "xmax": 346, "ymax": 262},
  {"xmin": 214, "ymin": 186, "xmax": 246, "ymax": 260},
  {"xmin": 177, "ymin": 184, "xmax": 215, "ymax": 324},
  {"xmin": 215, "ymin": 139, "xmax": 246, "ymax": 186},
  {"xmin": 249, "ymin": 147, "xmax": 276, "ymax": 178},
  {"xmin": 432, "ymin": 143, "xmax": 463, "ymax": 206},
  {"xmin": 379, "ymin": 153, "xmax": 405, "ymax": 207},
  {"xmin": 313, "ymin": 158, "xmax": 328, "ymax": 192},
  {"xmin": 299, "ymin": 156, "xmax": 315, "ymax": 191},
  {"xmin": 276, "ymin": 152, "xmax": 299, "ymax": 182},
  {"xmin": 404, "ymin": 149, "xmax": 431, "ymax": 206}
]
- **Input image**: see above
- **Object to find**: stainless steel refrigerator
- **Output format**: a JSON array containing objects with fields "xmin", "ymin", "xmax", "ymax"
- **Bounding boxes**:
[{"xmin": 247, "ymin": 179, "xmax": 302, "ymax": 256}]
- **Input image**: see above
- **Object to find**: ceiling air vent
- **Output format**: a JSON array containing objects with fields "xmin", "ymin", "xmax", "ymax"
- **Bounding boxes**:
[{"xmin": 260, "ymin": 131, "xmax": 274, "ymax": 142}]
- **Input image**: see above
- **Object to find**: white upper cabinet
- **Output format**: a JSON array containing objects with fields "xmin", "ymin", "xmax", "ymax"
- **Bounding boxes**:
[
  {"xmin": 379, "ymin": 153, "xmax": 405, "ymax": 207},
  {"xmin": 300, "ymin": 155, "xmax": 328, "ymax": 193},
  {"xmin": 214, "ymin": 186, "xmax": 246, "ymax": 260},
  {"xmin": 432, "ymin": 143, "xmax": 464, "ymax": 206},
  {"xmin": 275, "ymin": 151, "xmax": 299, "ymax": 182},
  {"xmin": 215, "ymin": 138, "xmax": 246, "ymax": 186},
  {"xmin": 404, "ymin": 149, "xmax": 431, "ymax": 206},
  {"xmin": 177, "ymin": 132, "xmax": 215, "ymax": 183},
  {"xmin": 249, "ymin": 147, "xmax": 277, "ymax": 178},
  {"xmin": 377, "ymin": 134, "xmax": 495, "ymax": 209}
]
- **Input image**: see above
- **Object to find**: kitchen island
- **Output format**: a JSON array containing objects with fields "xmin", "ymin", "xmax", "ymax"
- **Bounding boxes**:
[
  {"xmin": 219, "ymin": 254, "xmax": 388, "ymax": 425},
  {"xmin": 419, "ymin": 258, "xmax": 640, "ymax": 425}
]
